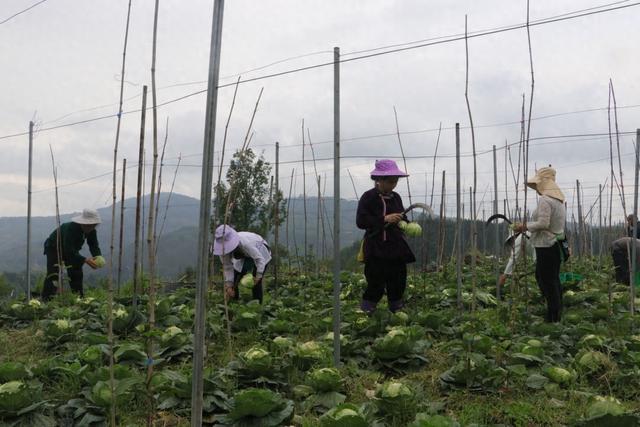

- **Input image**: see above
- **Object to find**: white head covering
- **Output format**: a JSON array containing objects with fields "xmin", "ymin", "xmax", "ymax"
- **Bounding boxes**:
[{"xmin": 72, "ymin": 208, "xmax": 101, "ymax": 225}]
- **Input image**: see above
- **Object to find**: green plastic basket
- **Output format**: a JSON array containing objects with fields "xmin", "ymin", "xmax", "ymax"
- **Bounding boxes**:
[{"xmin": 559, "ymin": 272, "xmax": 583, "ymax": 285}]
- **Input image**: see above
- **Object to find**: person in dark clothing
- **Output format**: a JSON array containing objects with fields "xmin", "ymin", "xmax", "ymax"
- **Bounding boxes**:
[
  {"xmin": 627, "ymin": 214, "xmax": 640, "ymax": 239},
  {"xmin": 42, "ymin": 209, "xmax": 102, "ymax": 300},
  {"xmin": 356, "ymin": 159, "xmax": 416, "ymax": 314},
  {"xmin": 611, "ymin": 237, "xmax": 640, "ymax": 284}
]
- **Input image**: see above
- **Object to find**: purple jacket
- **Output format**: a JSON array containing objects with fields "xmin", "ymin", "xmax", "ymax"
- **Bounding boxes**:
[{"xmin": 356, "ymin": 187, "xmax": 416, "ymax": 263}]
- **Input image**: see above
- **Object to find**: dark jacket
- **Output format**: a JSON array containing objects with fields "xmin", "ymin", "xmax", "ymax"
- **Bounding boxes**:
[
  {"xmin": 356, "ymin": 187, "xmax": 415, "ymax": 263},
  {"xmin": 44, "ymin": 222, "xmax": 101, "ymax": 267}
]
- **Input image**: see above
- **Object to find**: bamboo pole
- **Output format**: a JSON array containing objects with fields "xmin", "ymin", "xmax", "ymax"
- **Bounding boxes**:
[
  {"xmin": 598, "ymin": 183, "xmax": 603, "ymax": 268},
  {"xmin": 347, "ymin": 169, "xmax": 358, "ymax": 200},
  {"xmin": 191, "ymin": 1, "xmax": 224, "ymax": 424},
  {"xmin": 316, "ymin": 175, "xmax": 321, "ymax": 277},
  {"xmin": 291, "ymin": 175, "xmax": 301, "ymax": 271},
  {"xmin": 393, "ymin": 106, "xmax": 412, "ymax": 206},
  {"xmin": 321, "ymin": 173, "xmax": 330, "ymax": 260},
  {"xmin": 274, "ymin": 142, "xmax": 279, "ymax": 294},
  {"xmin": 285, "ymin": 168, "xmax": 294, "ymax": 271},
  {"xmin": 157, "ymin": 154, "xmax": 181, "ymax": 245},
  {"xmin": 631, "ymin": 129, "xmax": 639, "ymax": 317},
  {"xmin": 576, "ymin": 180, "xmax": 584, "ymax": 257},
  {"xmin": 49, "ymin": 146, "xmax": 63, "ymax": 295},
  {"xmin": 307, "ymin": 128, "xmax": 322, "ymax": 272},
  {"xmin": 214, "ymin": 76, "xmax": 241, "ymax": 223},
  {"xmin": 429, "ymin": 123, "xmax": 442, "ymax": 210},
  {"xmin": 493, "ymin": 145, "xmax": 500, "ymax": 300},
  {"xmin": 107, "ymin": 3, "xmax": 132, "ymax": 421},
  {"xmin": 302, "ymin": 120, "xmax": 308, "ymax": 273},
  {"xmin": 611, "ymin": 80, "xmax": 627, "ymax": 217},
  {"xmin": 521, "ymin": 0, "xmax": 535, "ymax": 319},
  {"xmin": 464, "ymin": 15, "xmax": 478, "ymax": 311},
  {"xmin": 146, "ymin": 2, "xmax": 161, "ymax": 421},
  {"xmin": 332, "ymin": 46, "xmax": 341, "ymax": 367},
  {"xmin": 133, "ymin": 86, "xmax": 148, "ymax": 308},
  {"xmin": 437, "ymin": 170, "xmax": 446, "ymax": 268},
  {"xmin": 154, "ymin": 118, "xmax": 170, "ymax": 244},
  {"xmin": 608, "ymin": 84, "xmax": 615, "ymax": 247},
  {"xmin": 455, "ymin": 123, "xmax": 463, "ymax": 310},
  {"xmin": 26, "ymin": 121, "xmax": 34, "ymax": 300},
  {"xmin": 117, "ymin": 159, "xmax": 127, "ymax": 294}
]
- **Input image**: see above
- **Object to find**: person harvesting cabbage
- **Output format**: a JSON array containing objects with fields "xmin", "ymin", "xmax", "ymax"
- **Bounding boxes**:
[
  {"xmin": 213, "ymin": 224, "xmax": 271, "ymax": 303},
  {"xmin": 42, "ymin": 208, "xmax": 103, "ymax": 300},
  {"xmin": 512, "ymin": 166, "xmax": 566, "ymax": 322},
  {"xmin": 356, "ymin": 159, "xmax": 416, "ymax": 314}
]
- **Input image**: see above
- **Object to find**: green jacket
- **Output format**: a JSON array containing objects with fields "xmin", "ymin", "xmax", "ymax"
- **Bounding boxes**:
[{"xmin": 44, "ymin": 222, "xmax": 101, "ymax": 267}]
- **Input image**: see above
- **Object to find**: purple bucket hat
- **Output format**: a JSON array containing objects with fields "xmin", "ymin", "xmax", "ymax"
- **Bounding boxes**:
[
  {"xmin": 213, "ymin": 225, "xmax": 240, "ymax": 255},
  {"xmin": 370, "ymin": 159, "xmax": 408, "ymax": 177}
]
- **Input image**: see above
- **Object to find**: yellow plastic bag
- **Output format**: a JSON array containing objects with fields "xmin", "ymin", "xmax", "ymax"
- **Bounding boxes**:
[{"xmin": 356, "ymin": 240, "xmax": 365, "ymax": 263}]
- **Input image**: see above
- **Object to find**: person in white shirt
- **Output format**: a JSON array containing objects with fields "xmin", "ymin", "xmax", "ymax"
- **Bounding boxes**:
[
  {"xmin": 498, "ymin": 231, "xmax": 536, "ymax": 289},
  {"xmin": 212, "ymin": 224, "xmax": 272, "ymax": 303},
  {"xmin": 512, "ymin": 166, "xmax": 567, "ymax": 323}
]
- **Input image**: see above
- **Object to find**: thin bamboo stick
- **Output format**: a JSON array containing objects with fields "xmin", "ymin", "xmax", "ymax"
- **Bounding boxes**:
[
  {"xmin": 393, "ymin": 106, "xmax": 413, "ymax": 206},
  {"xmin": 301, "ymin": 120, "xmax": 308, "ymax": 272},
  {"xmin": 117, "ymin": 159, "xmax": 127, "ymax": 294},
  {"xmin": 133, "ymin": 87, "xmax": 147, "ymax": 307},
  {"xmin": 285, "ymin": 168, "xmax": 294, "ymax": 270}
]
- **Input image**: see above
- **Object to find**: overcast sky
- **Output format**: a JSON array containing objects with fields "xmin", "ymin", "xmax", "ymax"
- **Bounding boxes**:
[{"xmin": 1, "ymin": 0, "xmax": 640, "ymax": 225}]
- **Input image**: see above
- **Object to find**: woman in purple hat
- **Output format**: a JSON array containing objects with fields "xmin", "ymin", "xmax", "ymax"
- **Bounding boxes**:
[
  {"xmin": 356, "ymin": 159, "xmax": 415, "ymax": 314},
  {"xmin": 212, "ymin": 224, "xmax": 272, "ymax": 303}
]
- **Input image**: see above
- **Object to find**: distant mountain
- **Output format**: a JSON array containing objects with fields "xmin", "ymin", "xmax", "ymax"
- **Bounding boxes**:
[{"xmin": 0, "ymin": 193, "xmax": 363, "ymax": 286}]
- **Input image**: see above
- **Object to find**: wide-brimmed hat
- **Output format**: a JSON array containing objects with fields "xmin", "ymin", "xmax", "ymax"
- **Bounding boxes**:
[
  {"xmin": 72, "ymin": 208, "xmax": 101, "ymax": 225},
  {"xmin": 526, "ymin": 166, "xmax": 565, "ymax": 202},
  {"xmin": 212, "ymin": 224, "xmax": 240, "ymax": 255},
  {"xmin": 370, "ymin": 159, "xmax": 408, "ymax": 177}
]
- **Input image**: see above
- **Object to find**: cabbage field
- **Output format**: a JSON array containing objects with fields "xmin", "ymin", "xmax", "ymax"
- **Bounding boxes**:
[{"xmin": 1, "ymin": 258, "xmax": 640, "ymax": 426}]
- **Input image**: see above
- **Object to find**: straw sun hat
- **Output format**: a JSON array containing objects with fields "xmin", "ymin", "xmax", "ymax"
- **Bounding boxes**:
[{"xmin": 526, "ymin": 166, "xmax": 565, "ymax": 202}]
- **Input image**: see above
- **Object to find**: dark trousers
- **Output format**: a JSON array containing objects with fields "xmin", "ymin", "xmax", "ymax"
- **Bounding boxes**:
[
  {"xmin": 363, "ymin": 257, "xmax": 407, "ymax": 307},
  {"xmin": 42, "ymin": 250, "xmax": 84, "ymax": 301},
  {"xmin": 233, "ymin": 258, "xmax": 269, "ymax": 304},
  {"xmin": 535, "ymin": 243, "xmax": 563, "ymax": 323}
]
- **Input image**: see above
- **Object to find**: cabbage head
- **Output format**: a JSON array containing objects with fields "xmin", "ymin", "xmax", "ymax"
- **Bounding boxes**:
[
  {"xmin": 544, "ymin": 366, "xmax": 575, "ymax": 384},
  {"xmin": 242, "ymin": 346, "xmax": 272, "ymax": 374},
  {"xmin": 576, "ymin": 350, "xmax": 610, "ymax": 373},
  {"xmin": 295, "ymin": 341, "xmax": 325, "ymax": 360},
  {"xmin": 405, "ymin": 222, "xmax": 422, "ymax": 237},
  {"xmin": 240, "ymin": 274, "xmax": 254, "ymax": 287},
  {"xmin": 0, "ymin": 381, "xmax": 33, "ymax": 415},
  {"xmin": 80, "ymin": 345, "xmax": 104, "ymax": 365},
  {"xmin": 375, "ymin": 381, "xmax": 414, "ymax": 415},
  {"xmin": 320, "ymin": 403, "xmax": 368, "ymax": 427},
  {"xmin": 372, "ymin": 327, "xmax": 416, "ymax": 360},
  {"xmin": 308, "ymin": 367, "xmax": 342, "ymax": 392}
]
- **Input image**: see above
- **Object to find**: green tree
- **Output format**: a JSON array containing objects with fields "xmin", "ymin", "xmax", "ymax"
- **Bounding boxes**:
[{"xmin": 214, "ymin": 148, "xmax": 286, "ymax": 235}]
